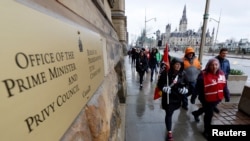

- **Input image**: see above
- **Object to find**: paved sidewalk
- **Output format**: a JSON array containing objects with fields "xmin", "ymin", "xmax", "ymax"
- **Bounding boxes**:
[
  {"xmin": 212, "ymin": 103, "xmax": 250, "ymax": 125},
  {"xmin": 123, "ymin": 56, "xmax": 250, "ymax": 141}
]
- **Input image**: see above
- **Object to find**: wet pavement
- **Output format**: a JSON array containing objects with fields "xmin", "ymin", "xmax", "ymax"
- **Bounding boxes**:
[{"xmin": 123, "ymin": 55, "xmax": 250, "ymax": 141}]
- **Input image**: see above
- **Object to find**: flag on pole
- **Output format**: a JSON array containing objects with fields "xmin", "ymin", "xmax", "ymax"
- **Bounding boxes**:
[
  {"xmin": 153, "ymin": 86, "xmax": 162, "ymax": 100},
  {"xmin": 153, "ymin": 44, "xmax": 170, "ymax": 100},
  {"xmin": 162, "ymin": 44, "xmax": 170, "ymax": 71},
  {"xmin": 163, "ymin": 44, "xmax": 170, "ymax": 104}
]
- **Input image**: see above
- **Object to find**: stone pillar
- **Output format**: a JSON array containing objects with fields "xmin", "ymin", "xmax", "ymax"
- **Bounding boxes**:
[
  {"xmin": 111, "ymin": 0, "xmax": 128, "ymax": 55},
  {"xmin": 238, "ymin": 86, "xmax": 250, "ymax": 116}
]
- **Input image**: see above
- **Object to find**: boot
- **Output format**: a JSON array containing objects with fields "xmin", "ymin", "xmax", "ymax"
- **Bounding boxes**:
[{"xmin": 191, "ymin": 111, "xmax": 200, "ymax": 122}]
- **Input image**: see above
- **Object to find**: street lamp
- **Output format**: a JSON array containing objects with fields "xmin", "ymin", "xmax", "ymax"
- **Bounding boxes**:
[
  {"xmin": 198, "ymin": 0, "xmax": 210, "ymax": 63},
  {"xmin": 150, "ymin": 36, "xmax": 154, "ymax": 49},
  {"xmin": 210, "ymin": 13, "xmax": 221, "ymax": 56},
  {"xmin": 144, "ymin": 16, "xmax": 156, "ymax": 47}
]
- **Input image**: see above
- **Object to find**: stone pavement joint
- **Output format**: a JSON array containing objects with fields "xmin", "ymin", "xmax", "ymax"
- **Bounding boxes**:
[{"xmin": 210, "ymin": 103, "xmax": 250, "ymax": 125}]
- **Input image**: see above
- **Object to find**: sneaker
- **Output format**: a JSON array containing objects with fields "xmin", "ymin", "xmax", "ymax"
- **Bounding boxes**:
[
  {"xmin": 140, "ymin": 84, "xmax": 143, "ymax": 89},
  {"xmin": 214, "ymin": 107, "xmax": 220, "ymax": 113},
  {"xmin": 202, "ymin": 131, "xmax": 209, "ymax": 139},
  {"xmin": 191, "ymin": 111, "xmax": 200, "ymax": 122},
  {"xmin": 167, "ymin": 132, "xmax": 173, "ymax": 141}
]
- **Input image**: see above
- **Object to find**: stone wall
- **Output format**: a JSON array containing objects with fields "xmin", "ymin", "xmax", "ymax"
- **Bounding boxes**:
[
  {"xmin": 22, "ymin": 0, "xmax": 126, "ymax": 140},
  {"xmin": 61, "ymin": 70, "xmax": 122, "ymax": 141}
]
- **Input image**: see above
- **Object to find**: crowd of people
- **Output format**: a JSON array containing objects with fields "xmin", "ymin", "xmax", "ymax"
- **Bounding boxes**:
[
  {"xmin": 127, "ymin": 45, "xmax": 231, "ymax": 141},
  {"xmin": 127, "ymin": 47, "xmax": 162, "ymax": 89}
]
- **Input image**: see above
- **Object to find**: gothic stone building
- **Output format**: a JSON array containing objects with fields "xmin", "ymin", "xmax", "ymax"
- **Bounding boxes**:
[{"xmin": 159, "ymin": 5, "xmax": 214, "ymax": 51}]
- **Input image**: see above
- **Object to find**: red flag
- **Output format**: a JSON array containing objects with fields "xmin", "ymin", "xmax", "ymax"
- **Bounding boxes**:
[
  {"xmin": 162, "ymin": 44, "xmax": 170, "ymax": 71},
  {"xmin": 153, "ymin": 44, "xmax": 170, "ymax": 100},
  {"xmin": 153, "ymin": 86, "xmax": 162, "ymax": 100}
]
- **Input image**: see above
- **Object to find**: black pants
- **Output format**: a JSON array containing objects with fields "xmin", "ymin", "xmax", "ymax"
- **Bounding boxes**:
[
  {"xmin": 139, "ymin": 71, "xmax": 145, "ymax": 84},
  {"xmin": 224, "ymin": 81, "xmax": 230, "ymax": 100},
  {"xmin": 150, "ymin": 66, "xmax": 156, "ymax": 80},
  {"xmin": 198, "ymin": 102, "xmax": 218, "ymax": 133},
  {"xmin": 164, "ymin": 108, "xmax": 174, "ymax": 131},
  {"xmin": 132, "ymin": 57, "xmax": 136, "ymax": 66}
]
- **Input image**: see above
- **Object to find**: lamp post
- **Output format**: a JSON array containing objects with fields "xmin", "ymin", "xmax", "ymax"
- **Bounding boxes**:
[
  {"xmin": 210, "ymin": 12, "xmax": 221, "ymax": 56},
  {"xmin": 198, "ymin": 0, "xmax": 210, "ymax": 63},
  {"xmin": 150, "ymin": 36, "xmax": 154, "ymax": 49},
  {"xmin": 162, "ymin": 34, "xmax": 166, "ymax": 48},
  {"xmin": 144, "ymin": 14, "xmax": 156, "ymax": 47}
]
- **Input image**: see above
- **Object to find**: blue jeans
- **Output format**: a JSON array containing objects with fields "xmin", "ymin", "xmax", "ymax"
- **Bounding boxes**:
[{"xmin": 150, "ymin": 66, "xmax": 156, "ymax": 80}]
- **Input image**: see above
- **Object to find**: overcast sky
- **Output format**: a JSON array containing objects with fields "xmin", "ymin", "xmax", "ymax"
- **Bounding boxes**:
[{"xmin": 125, "ymin": 0, "xmax": 250, "ymax": 44}]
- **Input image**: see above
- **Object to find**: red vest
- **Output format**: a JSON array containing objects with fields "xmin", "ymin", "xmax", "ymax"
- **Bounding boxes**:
[{"xmin": 203, "ymin": 71, "xmax": 226, "ymax": 102}]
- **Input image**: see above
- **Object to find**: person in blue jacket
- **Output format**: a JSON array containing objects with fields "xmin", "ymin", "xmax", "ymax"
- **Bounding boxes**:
[{"xmin": 214, "ymin": 48, "xmax": 231, "ymax": 112}]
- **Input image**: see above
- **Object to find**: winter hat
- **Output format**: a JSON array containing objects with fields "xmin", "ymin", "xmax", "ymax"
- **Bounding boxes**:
[
  {"xmin": 171, "ymin": 57, "xmax": 184, "ymax": 70},
  {"xmin": 185, "ymin": 46, "xmax": 195, "ymax": 55},
  {"xmin": 171, "ymin": 57, "xmax": 183, "ymax": 64}
]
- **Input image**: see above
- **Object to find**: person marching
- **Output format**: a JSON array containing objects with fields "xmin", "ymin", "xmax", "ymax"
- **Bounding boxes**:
[
  {"xmin": 191, "ymin": 48, "xmax": 231, "ymax": 121},
  {"xmin": 136, "ymin": 50, "xmax": 149, "ymax": 89},
  {"xmin": 148, "ymin": 47, "xmax": 159, "ymax": 82},
  {"xmin": 131, "ymin": 47, "xmax": 137, "ymax": 67},
  {"xmin": 157, "ymin": 57, "xmax": 189, "ymax": 141},
  {"xmin": 155, "ymin": 48, "xmax": 162, "ymax": 72},
  {"xmin": 191, "ymin": 58, "xmax": 229, "ymax": 139},
  {"xmin": 214, "ymin": 48, "xmax": 231, "ymax": 112},
  {"xmin": 182, "ymin": 46, "xmax": 202, "ymax": 110}
]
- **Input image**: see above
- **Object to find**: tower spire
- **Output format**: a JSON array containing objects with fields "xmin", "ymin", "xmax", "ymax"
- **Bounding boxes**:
[
  {"xmin": 179, "ymin": 4, "xmax": 187, "ymax": 32},
  {"xmin": 182, "ymin": 4, "xmax": 187, "ymax": 20}
]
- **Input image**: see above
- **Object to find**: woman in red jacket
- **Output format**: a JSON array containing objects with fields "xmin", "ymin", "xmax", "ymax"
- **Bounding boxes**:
[{"xmin": 192, "ymin": 58, "xmax": 228, "ymax": 139}]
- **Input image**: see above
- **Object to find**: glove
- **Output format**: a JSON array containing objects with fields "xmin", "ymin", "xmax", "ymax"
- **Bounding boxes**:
[
  {"xmin": 162, "ymin": 86, "xmax": 171, "ymax": 94},
  {"xmin": 178, "ymin": 87, "xmax": 188, "ymax": 95}
]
